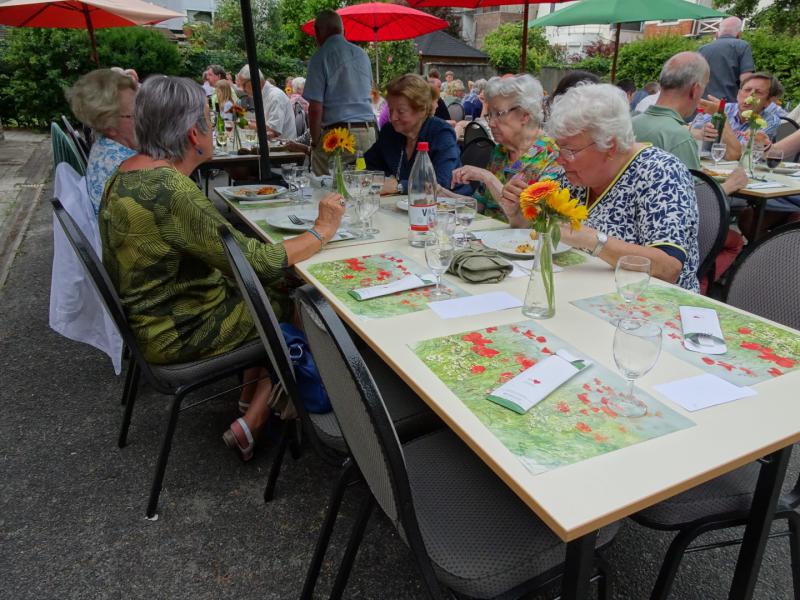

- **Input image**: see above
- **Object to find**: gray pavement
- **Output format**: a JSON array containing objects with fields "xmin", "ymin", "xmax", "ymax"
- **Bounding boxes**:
[{"xmin": 0, "ymin": 132, "xmax": 797, "ymax": 600}]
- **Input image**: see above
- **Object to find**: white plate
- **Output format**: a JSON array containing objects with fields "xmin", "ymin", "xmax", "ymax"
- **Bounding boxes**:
[
  {"xmin": 226, "ymin": 185, "xmax": 288, "ymax": 201},
  {"xmin": 479, "ymin": 229, "xmax": 571, "ymax": 258},
  {"xmin": 265, "ymin": 212, "xmax": 316, "ymax": 231},
  {"xmin": 755, "ymin": 162, "xmax": 800, "ymax": 175}
]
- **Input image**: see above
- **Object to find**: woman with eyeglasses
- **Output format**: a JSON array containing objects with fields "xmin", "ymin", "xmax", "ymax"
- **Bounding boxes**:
[
  {"xmin": 99, "ymin": 76, "xmax": 346, "ymax": 461},
  {"xmin": 66, "ymin": 69, "xmax": 139, "ymax": 217},
  {"xmin": 449, "ymin": 75, "xmax": 561, "ymax": 220},
  {"xmin": 502, "ymin": 83, "xmax": 700, "ymax": 291}
]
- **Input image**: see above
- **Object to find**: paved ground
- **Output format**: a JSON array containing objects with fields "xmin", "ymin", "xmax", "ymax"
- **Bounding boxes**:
[{"xmin": 0, "ymin": 131, "xmax": 797, "ymax": 599}]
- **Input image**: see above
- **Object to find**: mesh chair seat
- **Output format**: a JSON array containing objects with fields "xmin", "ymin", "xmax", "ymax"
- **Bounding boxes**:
[
  {"xmin": 309, "ymin": 411, "xmax": 348, "ymax": 453},
  {"xmin": 634, "ymin": 463, "xmax": 760, "ymax": 528}
]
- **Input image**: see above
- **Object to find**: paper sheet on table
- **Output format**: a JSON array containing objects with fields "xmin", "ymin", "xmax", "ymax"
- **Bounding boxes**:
[
  {"xmin": 349, "ymin": 274, "xmax": 435, "ymax": 301},
  {"xmin": 654, "ymin": 374, "xmax": 756, "ymax": 412},
  {"xmin": 745, "ymin": 181, "xmax": 788, "ymax": 190},
  {"xmin": 790, "ymin": 171, "xmax": 800, "ymax": 178},
  {"xmin": 428, "ymin": 291, "xmax": 522, "ymax": 319}
]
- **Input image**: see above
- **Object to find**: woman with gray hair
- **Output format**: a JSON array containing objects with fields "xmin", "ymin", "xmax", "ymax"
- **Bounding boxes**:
[
  {"xmin": 65, "ymin": 69, "xmax": 139, "ymax": 217},
  {"xmin": 99, "ymin": 76, "xmax": 345, "ymax": 460},
  {"xmin": 449, "ymin": 74, "xmax": 560, "ymax": 220},
  {"xmin": 502, "ymin": 83, "xmax": 700, "ymax": 291}
]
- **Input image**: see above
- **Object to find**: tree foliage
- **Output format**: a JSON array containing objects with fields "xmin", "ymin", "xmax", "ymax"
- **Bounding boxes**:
[
  {"xmin": 742, "ymin": 29, "xmax": 800, "ymax": 104},
  {"xmin": 365, "ymin": 40, "xmax": 419, "ymax": 89},
  {"xmin": 714, "ymin": 0, "xmax": 800, "ymax": 36},
  {"xmin": 614, "ymin": 34, "xmax": 701, "ymax": 87},
  {"xmin": 482, "ymin": 23, "xmax": 551, "ymax": 74}
]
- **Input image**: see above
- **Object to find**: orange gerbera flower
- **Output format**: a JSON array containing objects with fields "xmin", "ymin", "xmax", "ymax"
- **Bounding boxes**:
[
  {"xmin": 322, "ymin": 127, "xmax": 356, "ymax": 154},
  {"xmin": 521, "ymin": 180, "xmax": 558, "ymax": 203}
]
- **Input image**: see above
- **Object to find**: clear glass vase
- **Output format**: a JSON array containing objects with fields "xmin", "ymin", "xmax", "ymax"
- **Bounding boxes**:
[
  {"xmin": 522, "ymin": 231, "xmax": 556, "ymax": 319},
  {"xmin": 739, "ymin": 133, "xmax": 754, "ymax": 177},
  {"xmin": 332, "ymin": 153, "xmax": 349, "ymax": 199}
]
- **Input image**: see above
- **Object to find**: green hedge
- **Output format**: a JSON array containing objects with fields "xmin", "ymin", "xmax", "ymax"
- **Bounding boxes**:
[{"xmin": 614, "ymin": 35, "xmax": 701, "ymax": 87}]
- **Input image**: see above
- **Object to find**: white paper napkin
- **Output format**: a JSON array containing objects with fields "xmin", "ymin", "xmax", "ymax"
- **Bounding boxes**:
[
  {"xmin": 349, "ymin": 274, "xmax": 435, "ymax": 301},
  {"xmin": 680, "ymin": 306, "xmax": 727, "ymax": 354},
  {"xmin": 428, "ymin": 291, "xmax": 522, "ymax": 319},
  {"xmin": 746, "ymin": 181, "xmax": 788, "ymax": 190},
  {"xmin": 654, "ymin": 374, "xmax": 756, "ymax": 412}
]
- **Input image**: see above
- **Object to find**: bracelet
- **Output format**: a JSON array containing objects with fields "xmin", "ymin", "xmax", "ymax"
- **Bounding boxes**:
[{"xmin": 307, "ymin": 227, "xmax": 325, "ymax": 245}]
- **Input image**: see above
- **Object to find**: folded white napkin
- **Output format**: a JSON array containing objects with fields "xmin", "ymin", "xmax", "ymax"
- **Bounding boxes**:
[{"xmin": 746, "ymin": 181, "xmax": 788, "ymax": 190}]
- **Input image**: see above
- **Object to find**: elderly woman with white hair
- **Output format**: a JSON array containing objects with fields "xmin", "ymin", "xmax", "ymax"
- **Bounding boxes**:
[
  {"xmin": 65, "ymin": 69, "xmax": 139, "ymax": 217},
  {"xmin": 450, "ymin": 74, "xmax": 560, "ymax": 220},
  {"xmin": 100, "ymin": 76, "xmax": 345, "ymax": 460},
  {"xmin": 290, "ymin": 76, "xmax": 309, "ymax": 113},
  {"xmin": 502, "ymin": 83, "xmax": 700, "ymax": 291}
]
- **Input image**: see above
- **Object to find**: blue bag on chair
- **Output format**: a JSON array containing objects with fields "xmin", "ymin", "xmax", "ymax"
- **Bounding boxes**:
[{"xmin": 280, "ymin": 323, "xmax": 332, "ymax": 414}]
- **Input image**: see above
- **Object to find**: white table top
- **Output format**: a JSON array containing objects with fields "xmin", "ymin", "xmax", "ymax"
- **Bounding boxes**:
[
  {"xmin": 701, "ymin": 160, "xmax": 800, "ymax": 199},
  {"xmin": 294, "ymin": 237, "xmax": 800, "ymax": 542}
]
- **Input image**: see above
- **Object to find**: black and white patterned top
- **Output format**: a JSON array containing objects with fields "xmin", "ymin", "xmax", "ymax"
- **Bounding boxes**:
[{"xmin": 563, "ymin": 145, "xmax": 700, "ymax": 292}]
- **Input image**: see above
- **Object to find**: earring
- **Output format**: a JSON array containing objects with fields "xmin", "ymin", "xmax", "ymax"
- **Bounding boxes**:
[{"xmin": 197, "ymin": 148, "xmax": 204, "ymax": 156}]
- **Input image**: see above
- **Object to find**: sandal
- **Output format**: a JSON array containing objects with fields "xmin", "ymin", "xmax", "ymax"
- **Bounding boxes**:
[{"xmin": 223, "ymin": 417, "xmax": 255, "ymax": 462}]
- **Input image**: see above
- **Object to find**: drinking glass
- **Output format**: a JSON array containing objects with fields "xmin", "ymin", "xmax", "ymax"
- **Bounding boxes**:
[
  {"xmin": 612, "ymin": 318, "xmax": 662, "ymax": 417},
  {"xmin": 615, "ymin": 255, "xmax": 651, "ymax": 318},
  {"xmin": 215, "ymin": 129, "xmax": 228, "ymax": 150},
  {"xmin": 765, "ymin": 148, "xmax": 784, "ymax": 175},
  {"xmin": 282, "ymin": 164, "xmax": 298, "ymax": 203},
  {"xmin": 295, "ymin": 168, "xmax": 310, "ymax": 205},
  {"xmin": 710, "ymin": 143, "xmax": 726, "ymax": 168},
  {"xmin": 752, "ymin": 142, "xmax": 767, "ymax": 167},
  {"xmin": 354, "ymin": 196, "xmax": 373, "ymax": 238},
  {"xmin": 454, "ymin": 196, "xmax": 477, "ymax": 247},
  {"xmin": 428, "ymin": 209, "xmax": 456, "ymax": 243},
  {"xmin": 424, "ymin": 238, "xmax": 455, "ymax": 300}
]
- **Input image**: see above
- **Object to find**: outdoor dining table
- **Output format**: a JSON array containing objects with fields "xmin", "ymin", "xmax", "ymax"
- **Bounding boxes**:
[
  {"xmin": 197, "ymin": 149, "xmax": 307, "ymax": 195},
  {"xmin": 285, "ymin": 227, "xmax": 800, "ymax": 599}
]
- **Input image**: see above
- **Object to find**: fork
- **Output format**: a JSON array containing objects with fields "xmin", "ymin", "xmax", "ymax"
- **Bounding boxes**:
[{"xmin": 288, "ymin": 214, "xmax": 313, "ymax": 226}]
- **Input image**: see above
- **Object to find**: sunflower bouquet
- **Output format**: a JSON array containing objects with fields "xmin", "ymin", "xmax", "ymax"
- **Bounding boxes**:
[
  {"xmin": 518, "ymin": 179, "xmax": 587, "ymax": 319},
  {"xmin": 230, "ymin": 105, "xmax": 249, "ymax": 151},
  {"xmin": 739, "ymin": 94, "xmax": 768, "ymax": 177},
  {"xmin": 322, "ymin": 127, "xmax": 357, "ymax": 197}
]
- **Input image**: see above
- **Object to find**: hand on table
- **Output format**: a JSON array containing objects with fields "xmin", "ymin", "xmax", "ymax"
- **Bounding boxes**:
[{"xmin": 722, "ymin": 166, "xmax": 749, "ymax": 194}]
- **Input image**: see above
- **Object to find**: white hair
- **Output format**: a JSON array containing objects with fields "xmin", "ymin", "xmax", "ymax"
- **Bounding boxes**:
[
  {"xmin": 472, "ymin": 78, "xmax": 488, "ymax": 93},
  {"xmin": 291, "ymin": 77, "xmax": 305, "ymax": 93},
  {"xmin": 718, "ymin": 16, "xmax": 743, "ymax": 36},
  {"xmin": 546, "ymin": 83, "xmax": 635, "ymax": 152},
  {"xmin": 484, "ymin": 74, "xmax": 544, "ymax": 129},
  {"xmin": 237, "ymin": 64, "xmax": 264, "ymax": 83}
]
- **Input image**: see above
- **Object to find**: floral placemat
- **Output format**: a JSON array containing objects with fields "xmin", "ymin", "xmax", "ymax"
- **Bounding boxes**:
[
  {"xmin": 308, "ymin": 252, "xmax": 468, "ymax": 318},
  {"xmin": 572, "ymin": 286, "xmax": 800, "ymax": 387},
  {"xmin": 411, "ymin": 321, "xmax": 694, "ymax": 475},
  {"xmin": 553, "ymin": 249, "xmax": 587, "ymax": 268}
]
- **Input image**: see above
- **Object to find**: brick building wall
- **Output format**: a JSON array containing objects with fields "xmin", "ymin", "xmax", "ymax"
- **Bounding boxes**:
[{"xmin": 643, "ymin": 20, "xmax": 695, "ymax": 38}]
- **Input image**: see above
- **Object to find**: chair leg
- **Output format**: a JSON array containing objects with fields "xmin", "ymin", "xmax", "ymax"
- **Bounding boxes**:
[
  {"xmin": 650, "ymin": 526, "xmax": 704, "ymax": 600},
  {"xmin": 785, "ymin": 511, "xmax": 800, "ymax": 600},
  {"xmin": 118, "ymin": 362, "xmax": 141, "ymax": 448},
  {"xmin": 263, "ymin": 419, "xmax": 292, "ymax": 502},
  {"xmin": 145, "ymin": 393, "xmax": 183, "ymax": 519},
  {"xmin": 289, "ymin": 419, "xmax": 302, "ymax": 460},
  {"xmin": 596, "ymin": 556, "xmax": 613, "ymax": 600},
  {"xmin": 329, "ymin": 494, "xmax": 374, "ymax": 600},
  {"xmin": 301, "ymin": 462, "xmax": 357, "ymax": 600}
]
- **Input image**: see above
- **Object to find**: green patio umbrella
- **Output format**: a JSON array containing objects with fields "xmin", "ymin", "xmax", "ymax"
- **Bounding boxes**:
[{"xmin": 529, "ymin": 0, "xmax": 728, "ymax": 82}]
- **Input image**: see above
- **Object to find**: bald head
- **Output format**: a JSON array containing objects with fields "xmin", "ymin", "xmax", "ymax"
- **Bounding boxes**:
[
  {"xmin": 718, "ymin": 16, "xmax": 743, "ymax": 37},
  {"xmin": 659, "ymin": 51, "xmax": 709, "ymax": 91},
  {"xmin": 315, "ymin": 9, "xmax": 343, "ymax": 43}
]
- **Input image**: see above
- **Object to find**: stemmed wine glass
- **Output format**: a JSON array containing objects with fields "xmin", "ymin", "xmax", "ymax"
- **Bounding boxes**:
[
  {"xmin": 364, "ymin": 171, "xmax": 385, "ymax": 235},
  {"xmin": 454, "ymin": 196, "xmax": 477, "ymax": 248},
  {"xmin": 424, "ymin": 237, "xmax": 455, "ymax": 300},
  {"xmin": 711, "ymin": 143, "xmax": 726, "ymax": 169},
  {"xmin": 428, "ymin": 209, "xmax": 456, "ymax": 243},
  {"xmin": 612, "ymin": 318, "xmax": 663, "ymax": 418},
  {"xmin": 615, "ymin": 255, "xmax": 651, "ymax": 319},
  {"xmin": 344, "ymin": 171, "xmax": 368, "ymax": 238},
  {"xmin": 282, "ymin": 164, "xmax": 298, "ymax": 204},
  {"xmin": 765, "ymin": 148, "xmax": 784, "ymax": 175},
  {"xmin": 294, "ymin": 167, "xmax": 310, "ymax": 205},
  {"xmin": 752, "ymin": 142, "xmax": 767, "ymax": 178}
]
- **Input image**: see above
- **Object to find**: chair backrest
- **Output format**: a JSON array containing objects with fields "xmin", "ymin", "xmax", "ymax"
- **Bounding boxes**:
[
  {"xmin": 724, "ymin": 222, "xmax": 800, "ymax": 330},
  {"xmin": 51, "ymin": 122, "xmax": 86, "ymax": 176},
  {"xmin": 460, "ymin": 136, "xmax": 495, "ymax": 169},
  {"xmin": 463, "ymin": 120, "xmax": 490, "ymax": 146},
  {"xmin": 61, "ymin": 115, "xmax": 90, "ymax": 164},
  {"xmin": 690, "ymin": 168, "xmax": 730, "ymax": 284},
  {"xmin": 294, "ymin": 102, "xmax": 307, "ymax": 137},
  {"xmin": 777, "ymin": 117, "xmax": 800, "ymax": 161},
  {"xmin": 447, "ymin": 102, "xmax": 464, "ymax": 122},
  {"xmin": 50, "ymin": 197, "xmax": 166, "ymax": 391}
]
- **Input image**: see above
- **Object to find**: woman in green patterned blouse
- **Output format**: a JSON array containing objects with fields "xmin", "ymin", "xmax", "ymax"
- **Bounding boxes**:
[
  {"xmin": 448, "ymin": 75, "xmax": 560, "ymax": 220},
  {"xmin": 99, "ymin": 76, "xmax": 345, "ymax": 460}
]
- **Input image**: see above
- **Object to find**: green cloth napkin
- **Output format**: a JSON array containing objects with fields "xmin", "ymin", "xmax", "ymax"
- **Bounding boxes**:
[{"xmin": 447, "ymin": 247, "xmax": 513, "ymax": 284}]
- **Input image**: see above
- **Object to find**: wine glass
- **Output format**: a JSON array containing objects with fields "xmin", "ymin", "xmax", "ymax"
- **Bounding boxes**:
[
  {"xmin": 710, "ymin": 143, "xmax": 726, "ymax": 168},
  {"xmin": 454, "ymin": 196, "xmax": 477, "ymax": 247},
  {"xmin": 354, "ymin": 196, "xmax": 373, "ymax": 238},
  {"xmin": 281, "ymin": 164, "xmax": 298, "ymax": 203},
  {"xmin": 428, "ymin": 209, "xmax": 456, "ymax": 243},
  {"xmin": 612, "ymin": 318, "xmax": 662, "ymax": 418},
  {"xmin": 364, "ymin": 171, "xmax": 384, "ymax": 235},
  {"xmin": 752, "ymin": 142, "xmax": 767, "ymax": 168},
  {"xmin": 215, "ymin": 129, "xmax": 228, "ymax": 150},
  {"xmin": 295, "ymin": 168, "xmax": 310, "ymax": 205},
  {"xmin": 615, "ymin": 256, "xmax": 651, "ymax": 319},
  {"xmin": 765, "ymin": 148, "xmax": 784, "ymax": 175},
  {"xmin": 424, "ymin": 238, "xmax": 455, "ymax": 300}
]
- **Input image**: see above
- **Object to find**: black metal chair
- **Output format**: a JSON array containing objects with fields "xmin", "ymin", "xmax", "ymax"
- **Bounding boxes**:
[
  {"xmin": 51, "ymin": 198, "xmax": 267, "ymax": 519},
  {"xmin": 296, "ymin": 285, "xmax": 618, "ymax": 600},
  {"xmin": 461, "ymin": 136, "xmax": 495, "ymax": 169},
  {"xmin": 777, "ymin": 116, "xmax": 799, "ymax": 145},
  {"xmin": 631, "ymin": 222, "xmax": 800, "ymax": 600},
  {"xmin": 690, "ymin": 168, "xmax": 730, "ymax": 286},
  {"xmin": 61, "ymin": 115, "xmax": 90, "ymax": 164},
  {"xmin": 463, "ymin": 120, "xmax": 490, "ymax": 146},
  {"xmin": 447, "ymin": 101, "xmax": 464, "ymax": 122}
]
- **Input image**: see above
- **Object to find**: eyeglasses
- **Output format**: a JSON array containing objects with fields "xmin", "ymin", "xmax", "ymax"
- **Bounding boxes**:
[
  {"xmin": 558, "ymin": 141, "xmax": 596, "ymax": 162},
  {"xmin": 118, "ymin": 114, "xmax": 134, "ymax": 119},
  {"xmin": 485, "ymin": 106, "xmax": 520, "ymax": 123}
]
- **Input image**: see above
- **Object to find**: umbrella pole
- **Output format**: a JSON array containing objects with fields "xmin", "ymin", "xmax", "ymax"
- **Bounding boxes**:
[
  {"xmin": 82, "ymin": 5, "xmax": 100, "ymax": 66},
  {"xmin": 610, "ymin": 22, "xmax": 621, "ymax": 84},
  {"xmin": 374, "ymin": 29, "xmax": 380, "ymax": 87},
  {"xmin": 520, "ymin": 0, "xmax": 530, "ymax": 72}
]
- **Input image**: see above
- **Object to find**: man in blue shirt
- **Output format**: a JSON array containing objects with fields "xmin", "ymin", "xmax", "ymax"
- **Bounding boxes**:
[{"xmin": 304, "ymin": 10, "xmax": 376, "ymax": 175}]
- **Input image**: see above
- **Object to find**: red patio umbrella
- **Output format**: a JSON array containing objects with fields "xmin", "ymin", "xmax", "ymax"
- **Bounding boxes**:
[
  {"xmin": 0, "ymin": 0, "xmax": 183, "ymax": 65},
  {"xmin": 408, "ymin": 0, "xmax": 570, "ymax": 73},
  {"xmin": 301, "ymin": 2, "xmax": 449, "ymax": 84}
]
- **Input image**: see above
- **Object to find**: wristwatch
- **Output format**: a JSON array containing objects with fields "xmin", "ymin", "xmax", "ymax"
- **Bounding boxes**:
[{"xmin": 591, "ymin": 231, "xmax": 608, "ymax": 257}]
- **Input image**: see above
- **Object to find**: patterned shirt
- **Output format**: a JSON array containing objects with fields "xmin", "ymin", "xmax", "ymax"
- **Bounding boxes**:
[
  {"xmin": 692, "ymin": 102, "xmax": 782, "ymax": 143},
  {"xmin": 563, "ymin": 145, "xmax": 700, "ymax": 292},
  {"xmin": 475, "ymin": 135, "xmax": 560, "ymax": 221},
  {"xmin": 85, "ymin": 135, "xmax": 136, "ymax": 217},
  {"xmin": 99, "ymin": 167, "xmax": 290, "ymax": 364}
]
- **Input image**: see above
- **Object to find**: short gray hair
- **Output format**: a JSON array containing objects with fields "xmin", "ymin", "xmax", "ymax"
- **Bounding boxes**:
[
  {"xmin": 546, "ymin": 83, "xmax": 635, "ymax": 152},
  {"xmin": 291, "ymin": 77, "xmax": 306, "ymax": 93},
  {"xmin": 65, "ymin": 69, "xmax": 137, "ymax": 132},
  {"xmin": 134, "ymin": 76, "xmax": 209, "ymax": 161},
  {"xmin": 473, "ymin": 78, "xmax": 488, "ymax": 93},
  {"xmin": 237, "ymin": 64, "xmax": 264, "ymax": 83},
  {"xmin": 484, "ymin": 74, "xmax": 545, "ymax": 128},
  {"xmin": 718, "ymin": 16, "xmax": 743, "ymax": 36},
  {"xmin": 659, "ymin": 52, "xmax": 709, "ymax": 91}
]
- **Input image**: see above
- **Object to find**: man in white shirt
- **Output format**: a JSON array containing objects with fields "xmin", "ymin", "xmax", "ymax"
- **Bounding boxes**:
[{"xmin": 237, "ymin": 65, "xmax": 296, "ymax": 139}]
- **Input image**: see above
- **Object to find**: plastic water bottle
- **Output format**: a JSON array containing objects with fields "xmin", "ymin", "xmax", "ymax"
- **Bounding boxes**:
[
  {"xmin": 407, "ymin": 141, "xmax": 436, "ymax": 247},
  {"xmin": 354, "ymin": 150, "xmax": 366, "ymax": 171}
]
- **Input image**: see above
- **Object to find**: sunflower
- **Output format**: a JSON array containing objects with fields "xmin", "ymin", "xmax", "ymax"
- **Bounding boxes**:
[
  {"xmin": 322, "ymin": 127, "xmax": 356, "ymax": 154},
  {"xmin": 323, "ymin": 130, "xmax": 341, "ymax": 152}
]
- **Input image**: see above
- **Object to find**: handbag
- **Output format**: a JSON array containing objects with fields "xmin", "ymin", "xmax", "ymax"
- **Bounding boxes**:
[{"xmin": 279, "ymin": 323, "xmax": 332, "ymax": 414}]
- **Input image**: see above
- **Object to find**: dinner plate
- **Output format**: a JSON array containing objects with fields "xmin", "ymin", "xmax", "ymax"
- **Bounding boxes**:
[
  {"xmin": 227, "ymin": 184, "xmax": 288, "ymax": 201},
  {"xmin": 479, "ymin": 229, "xmax": 571, "ymax": 258},
  {"xmin": 265, "ymin": 210, "xmax": 317, "ymax": 231},
  {"xmin": 755, "ymin": 161, "xmax": 800, "ymax": 175},
  {"xmin": 702, "ymin": 167, "xmax": 734, "ymax": 181}
]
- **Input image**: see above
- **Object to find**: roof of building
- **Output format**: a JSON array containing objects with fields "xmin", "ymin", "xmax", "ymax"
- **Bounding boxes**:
[{"xmin": 414, "ymin": 30, "xmax": 488, "ymax": 59}]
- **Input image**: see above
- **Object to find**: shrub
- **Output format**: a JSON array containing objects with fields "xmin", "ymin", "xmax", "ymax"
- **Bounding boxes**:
[
  {"xmin": 482, "ymin": 23, "xmax": 552, "ymax": 74},
  {"xmin": 615, "ymin": 34, "xmax": 701, "ymax": 87},
  {"xmin": 569, "ymin": 56, "xmax": 611, "ymax": 78},
  {"xmin": 743, "ymin": 29, "xmax": 800, "ymax": 105}
]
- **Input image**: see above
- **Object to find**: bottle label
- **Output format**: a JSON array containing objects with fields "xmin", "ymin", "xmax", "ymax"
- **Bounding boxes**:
[
  {"xmin": 409, "ymin": 204, "xmax": 435, "ymax": 232},
  {"xmin": 355, "ymin": 157, "xmax": 366, "ymax": 171}
]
